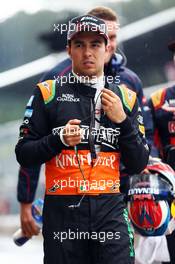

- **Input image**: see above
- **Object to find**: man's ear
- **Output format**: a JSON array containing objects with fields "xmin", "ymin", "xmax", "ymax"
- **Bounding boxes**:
[
  {"xmin": 105, "ymin": 44, "xmax": 110, "ymax": 53},
  {"xmin": 66, "ymin": 45, "xmax": 71, "ymax": 58},
  {"xmin": 104, "ymin": 44, "xmax": 110, "ymax": 61}
]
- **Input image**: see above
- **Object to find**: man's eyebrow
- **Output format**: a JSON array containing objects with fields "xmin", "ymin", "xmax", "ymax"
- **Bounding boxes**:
[
  {"xmin": 73, "ymin": 40, "xmax": 84, "ymax": 44},
  {"xmin": 73, "ymin": 39, "xmax": 103, "ymax": 45},
  {"xmin": 91, "ymin": 39, "xmax": 103, "ymax": 44}
]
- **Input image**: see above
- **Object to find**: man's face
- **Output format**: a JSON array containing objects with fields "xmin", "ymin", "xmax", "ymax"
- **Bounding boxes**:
[
  {"xmin": 67, "ymin": 32, "xmax": 108, "ymax": 78},
  {"xmin": 104, "ymin": 20, "xmax": 118, "ymax": 63}
]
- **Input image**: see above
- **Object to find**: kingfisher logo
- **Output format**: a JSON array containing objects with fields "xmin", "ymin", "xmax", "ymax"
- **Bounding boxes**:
[
  {"xmin": 55, "ymin": 152, "xmax": 117, "ymax": 169},
  {"xmin": 57, "ymin": 93, "xmax": 80, "ymax": 102}
]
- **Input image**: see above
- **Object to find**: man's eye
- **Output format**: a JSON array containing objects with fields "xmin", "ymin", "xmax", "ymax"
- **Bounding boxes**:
[
  {"xmin": 92, "ymin": 43, "xmax": 100, "ymax": 47},
  {"xmin": 75, "ymin": 43, "xmax": 81, "ymax": 47}
]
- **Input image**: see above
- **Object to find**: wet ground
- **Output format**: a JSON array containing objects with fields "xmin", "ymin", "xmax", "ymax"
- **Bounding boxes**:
[{"xmin": 0, "ymin": 234, "xmax": 43, "ymax": 264}]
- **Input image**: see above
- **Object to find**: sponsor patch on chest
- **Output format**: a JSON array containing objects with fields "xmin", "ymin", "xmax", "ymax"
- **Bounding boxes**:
[{"xmin": 57, "ymin": 93, "xmax": 80, "ymax": 102}]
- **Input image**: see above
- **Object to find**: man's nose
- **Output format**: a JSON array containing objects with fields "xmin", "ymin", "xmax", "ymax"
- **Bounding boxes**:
[{"xmin": 83, "ymin": 46, "xmax": 92, "ymax": 57}]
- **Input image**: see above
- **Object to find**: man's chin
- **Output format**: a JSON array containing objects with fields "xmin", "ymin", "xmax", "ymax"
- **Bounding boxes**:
[{"xmin": 79, "ymin": 69, "xmax": 98, "ymax": 78}]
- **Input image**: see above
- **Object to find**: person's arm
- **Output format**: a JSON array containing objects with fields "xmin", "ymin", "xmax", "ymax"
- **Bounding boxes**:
[
  {"xmin": 17, "ymin": 165, "xmax": 41, "ymax": 203},
  {"xmin": 17, "ymin": 165, "xmax": 41, "ymax": 238},
  {"xmin": 101, "ymin": 88, "xmax": 149, "ymax": 174},
  {"xmin": 121, "ymin": 70, "xmax": 153, "ymax": 149},
  {"xmin": 15, "ymin": 87, "xmax": 65, "ymax": 167},
  {"xmin": 117, "ymin": 68, "xmax": 153, "ymax": 151},
  {"xmin": 117, "ymin": 99, "xmax": 149, "ymax": 173},
  {"xmin": 119, "ymin": 67, "xmax": 143, "ymax": 106},
  {"xmin": 19, "ymin": 202, "xmax": 40, "ymax": 238},
  {"xmin": 14, "ymin": 87, "xmax": 52, "ymax": 237}
]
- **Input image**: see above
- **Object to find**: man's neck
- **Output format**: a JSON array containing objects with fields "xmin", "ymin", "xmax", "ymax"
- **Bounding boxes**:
[{"xmin": 72, "ymin": 70, "xmax": 104, "ymax": 89}]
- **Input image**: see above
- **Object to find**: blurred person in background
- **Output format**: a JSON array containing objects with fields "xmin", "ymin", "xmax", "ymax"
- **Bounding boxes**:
[
  {"xmin": 15, "ymin": 14, "xmax": 149, "ymax": 263},
  {"xmin": 148, "ymin": 40, "xmax": 175, "ymax": 171},
  {"xmin": 17, "ymin": 6, "xmax": 152, "ymax": 241},
  {"xmin": 148, "ymin": 39, "xmax": 175, "ymax": 264}
]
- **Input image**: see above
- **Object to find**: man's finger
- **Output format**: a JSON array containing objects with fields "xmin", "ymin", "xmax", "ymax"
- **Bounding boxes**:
[
  {"xmin": 102, "ymin": 91, "xmax": 116, "ymax": 100},
  {"xmin": 101, "ymin": 97, "xmax": 113, "ymax": 107},
  {"xmin": 102, "ymin": 88, "xmax": 116, "ymax": 97},
  {"xmin": 23, "ymin": 221, "xmax": 40, "ymax": 237},
  {"xmin": 67, "ymin": 119, "xmax": 81, "ymax": 125},
  {"xmin": 64, "ymin": 127, "xmax": 81, "ymax": 137},
  {"xmin": 67, "ymin": 137, "xmax": 81, "ymax": 146},
  {"xmin": 21, "ymin": 222, "xmax": 33, "ymax": 237}
]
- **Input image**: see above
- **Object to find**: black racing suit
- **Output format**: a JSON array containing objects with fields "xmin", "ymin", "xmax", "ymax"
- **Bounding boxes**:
[
  {"xmin": 15, "ymin": 79, "xmax": 149, "ymax": 264},
  {"xmin": 17, "ymin": 53, "xmax": 152, "ymax": 203}
]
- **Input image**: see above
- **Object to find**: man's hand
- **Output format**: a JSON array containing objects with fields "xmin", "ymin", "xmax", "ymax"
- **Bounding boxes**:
[
  {"xmin": 63, "ymin": 119, "xmax": 82, "ymax": 146},
  {"xmin": 20, "ymin": 203, "xmax": 40, "ymax": 238},
  {"xmin": 101, "ymin": 88, "xmax": 126, "ymax": 123}
]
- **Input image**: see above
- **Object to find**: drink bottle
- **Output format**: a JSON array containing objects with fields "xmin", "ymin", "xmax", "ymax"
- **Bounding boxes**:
[{"xmin": 13, "ymin": 198, "xmax": 43, "ymax": 246}]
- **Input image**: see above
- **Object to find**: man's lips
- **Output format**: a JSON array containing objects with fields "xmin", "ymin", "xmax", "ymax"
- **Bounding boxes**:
[{"xmin": 83, "ymin": 61, "xmax": 94, "ymax": 66}]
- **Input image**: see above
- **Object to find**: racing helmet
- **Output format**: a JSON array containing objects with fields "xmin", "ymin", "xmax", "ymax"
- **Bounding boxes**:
[{"xmin": 127, "ymin": 160, "xmax": 175, "ymax": 236}]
